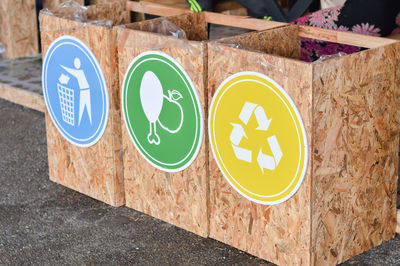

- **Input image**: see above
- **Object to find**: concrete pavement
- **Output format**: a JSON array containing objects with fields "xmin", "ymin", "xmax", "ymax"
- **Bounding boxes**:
[{"xmin": 0, "ymin": 98, "xmax": 399, "ymax": 265}]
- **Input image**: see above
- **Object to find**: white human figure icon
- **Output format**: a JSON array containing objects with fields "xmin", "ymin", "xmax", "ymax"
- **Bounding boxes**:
[{"xmin": 61, "ymin": 58, "xmax": 92, "ymax": 125}]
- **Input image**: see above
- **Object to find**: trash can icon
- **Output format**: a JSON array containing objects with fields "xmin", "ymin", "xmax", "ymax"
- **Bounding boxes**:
[{"xmin": 57, "ymin": 82, "xmax": 75, "ymax": 126}]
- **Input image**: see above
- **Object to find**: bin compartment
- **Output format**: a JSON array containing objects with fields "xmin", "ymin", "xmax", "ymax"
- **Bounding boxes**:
[
  {"xmin": 207, "ymin": 25, "xmax": 400, "ymax": 265},
  {"xmin": 40, "ymin": 0, "xmax": 130, "ymax": 206}
]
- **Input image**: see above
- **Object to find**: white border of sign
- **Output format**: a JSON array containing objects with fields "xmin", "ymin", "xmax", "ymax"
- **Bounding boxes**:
[
  {"xmin": 121, "ymin": 51, "xmax": 204, "ymax": 173},
  {"xmin": 208, "ymin": 71, "xmax": 309, "ymax": 205},
  {"xmin": 42, "ymin": 35, "xmax": 109, "ymax": 148}
]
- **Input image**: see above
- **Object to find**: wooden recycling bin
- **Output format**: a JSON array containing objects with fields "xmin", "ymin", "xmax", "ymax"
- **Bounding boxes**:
[
  {"xmin": 117, "ymin": 11, "xmax": 284, "ymax": 236},
  {"xmin": 40, "ymin": 1, "xmax": 131, "ymax": 206},
  {"xmin": 207, "ymin": 25, "xmax": 400, "ymax": 265}
]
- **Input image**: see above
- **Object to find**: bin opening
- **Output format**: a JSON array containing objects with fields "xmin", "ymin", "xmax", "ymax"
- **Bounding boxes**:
[
  {"xmin": 299, "ymin": 37, "xmax": 362, "ymax": 62},
  {"xmin": 208, "ymin": 24, "xmax": 254, "ymax": 40},
  {"xmin": 40, "ymin": 1, "xmax": 137, "ymax": 29},
  {"xmin": 213, "ymin": 25, "xmax": 382, "ymax": 63},
  {"xmin": 122, "ymin": 13, "xmax": 209, "ymax": 42},
  {"xmin": 122, "ymin": 12, "xmax": 284, "ymax": 43}
]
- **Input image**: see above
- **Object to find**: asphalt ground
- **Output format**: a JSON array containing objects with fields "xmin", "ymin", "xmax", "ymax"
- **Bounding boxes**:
[{"xmin": 0, "ymin": 98, "xmax": 400, "ymax": 265}]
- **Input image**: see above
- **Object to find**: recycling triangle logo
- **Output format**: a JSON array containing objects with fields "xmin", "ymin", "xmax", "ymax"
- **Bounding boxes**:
[
  {"xmin": 230, "ymin": 102, "xmax": 283, "ymax": 173},
  {"xmin": 209, "ymin": 71, "xmax": 308, "ymax": 205}
]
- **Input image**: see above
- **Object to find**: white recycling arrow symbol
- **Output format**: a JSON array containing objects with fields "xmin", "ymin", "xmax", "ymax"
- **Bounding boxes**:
[{"xmin": 230, "ymin": 101, "xmax": 283, "ymax": 172}]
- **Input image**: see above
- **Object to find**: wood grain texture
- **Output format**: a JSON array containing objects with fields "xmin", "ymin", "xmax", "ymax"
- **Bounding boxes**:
[
  {"xmin": 207, "ymin": 25, "xmax": 400, "ymax": 265},
  {"xmin": 40, "ymin": 2, "xmax": 128, "ymax": 206},
  {"xmin": 126, "ymin": 1, "xmax": 189, "ymax": 17},
  {"xmin": 0, "ymin": 84, "xmax": 45, "ymax": 113},
  {"xmin": 311, "ymin": 41, "xmax": 400, "ymax": 265},
  {"xmin": 0, "ymin": 54, "xmax": 44, "ymax": 112},
  {"xmin": 298, "ymin": 25, "xmax": 396, "ymax": 49},
  {"xmin": 0, "ymin": 0, "xmax": 39, "ymax": 59},
  {"xmin": 117, "ymin": 12, "xmax": 210, "ymax": 237},
  {"xmin": 208, "ymin": 28, "xmax": 313, "ymax": 265},
  {"xmin": 87, "ymin": 0, "xmax": 130, "ymax": 25},
  {"xmin": 43, "ymin": 0, "xmax": 129, "ymax": 24},
  {"xmin": 203, "ymin": 12, "xmax": 285, "ymax": 31}
]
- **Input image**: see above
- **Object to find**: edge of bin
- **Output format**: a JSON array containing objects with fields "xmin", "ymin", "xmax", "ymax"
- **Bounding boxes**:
[
  {"xmin": 0, "ymin": 82, "xmax": 45, "ymax": 113},
  {"xmin": 397, "ymin": 209, "xmax": 400, "ymax": 234}
]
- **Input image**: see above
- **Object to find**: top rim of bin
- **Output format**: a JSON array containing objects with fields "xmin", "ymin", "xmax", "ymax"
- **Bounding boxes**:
[{"xmin": 207, "ymin": 24, "xmax": 399, "ymax": 64}]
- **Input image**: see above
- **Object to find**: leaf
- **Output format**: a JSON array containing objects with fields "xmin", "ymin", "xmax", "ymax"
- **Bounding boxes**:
[{"xmin": 169, "ymin": 90, "xmax": 183, "ymax": 101}]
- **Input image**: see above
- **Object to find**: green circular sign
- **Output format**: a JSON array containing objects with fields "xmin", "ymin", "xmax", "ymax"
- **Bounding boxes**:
[{"xmin": 122, "ymin": 51, "xmax": 204, "ymax": 172}]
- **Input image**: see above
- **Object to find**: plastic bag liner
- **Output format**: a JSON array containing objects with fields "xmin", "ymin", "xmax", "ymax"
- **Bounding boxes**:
[
  {"xmin": 116, "ymin": 18, "xmax": 202, "ymax": 56},
  {"xmin": 157, "ymin": 19, "xmax": 187, "ymax": 39},
  {"xmin": 214, "ymin": 40, "xmax": 288, "ymax": 77},
  {"xmin": 49, "ymin": 0, "xmax": 87, "ymax": 22},
  {"xmin": 219, "ymin": 40, "xmax": 245, "ymax": 50},
  {"xmin": 40, "ymin": 0, "xmax": 113, "ymax": 29},
  {"xmin": 313, "ymin": 52, "xmax": 347, "ymax": 63},
  {"xmin": 117, "ymin": 24, "xmax": 204, "ymax": 57},
  {"xmin": 124, "ymin": 19, "xmax": 187, "ymax": 39},
  {"xmin": 87, "ymin": 19, "xmax": 114, "ymax": 27}
]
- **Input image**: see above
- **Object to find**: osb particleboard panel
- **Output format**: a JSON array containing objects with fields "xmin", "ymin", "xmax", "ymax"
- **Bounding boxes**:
[
  {"xmin": 207, "ymin": 31, "xmax": 313, "ymax": 265},
  {"xmin": 0, "ymin": 55, "xmax": 44, "ymax": 112},
  {"xmin": 125, "ymin": 12, "xmax": 208, "ymax": 41},
  {"xmin": 87, "ymin": 0, "xmax": 130, "ymax": 24},
  {"xmin": 40, "ymin": 10, "xmax": 124, "ymax": 206},
  {"xmin": 0, "ymin": 0, "xmax": 39, "ymax": 59},
  {"xmin": 216, "ymin": 26, "xmax": 299, "ymax": 59},
  {"xmin": 397, "ymin": 210, "xmax": 400, "ymax": 234},
  {"xmin": 311, "ymin": 43, "xmax": 400, "ymax": 265},
  {"xmin": 43, "ymin": 0, "xmax": 129, "ymax": 24},
  {"xmin": 117, "ymin": 14, "xmax": 209, "ymax": 237},
  {"xmin": 0, "ymin": 84, "xmax": 45, "ymax": 113},
  {"xmin": 43, "ymin": 0, "xmax": 85, "ymax": 10}
]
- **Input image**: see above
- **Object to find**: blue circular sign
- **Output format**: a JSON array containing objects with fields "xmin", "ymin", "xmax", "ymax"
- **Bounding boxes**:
[{"xmin": 42, "ymin": 36, "xmax": 109, "ymax": 147}]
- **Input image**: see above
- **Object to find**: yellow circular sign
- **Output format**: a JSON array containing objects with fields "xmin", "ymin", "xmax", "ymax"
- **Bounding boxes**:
[{"xmin": 209, "ymin": 71, "xmax": 308, "ymax": 205}]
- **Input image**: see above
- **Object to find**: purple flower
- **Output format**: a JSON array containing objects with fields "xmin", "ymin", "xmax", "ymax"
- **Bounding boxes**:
[
  {"xmin": 309, "ymin": 10, "xmax": 326, "ymax": 27},
  {"xmin": 352, "ymin": 23, "xmax": 381, "ymax": 36}
]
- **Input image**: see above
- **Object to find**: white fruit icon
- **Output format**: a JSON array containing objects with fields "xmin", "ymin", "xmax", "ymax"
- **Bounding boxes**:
[
  {"xmin": 140, "ymin": 71, "xmax": 164, "ymax": 145},
  {"xmin": 139, "ymin": 70, "xmax": 184, "ymax": 145}
]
